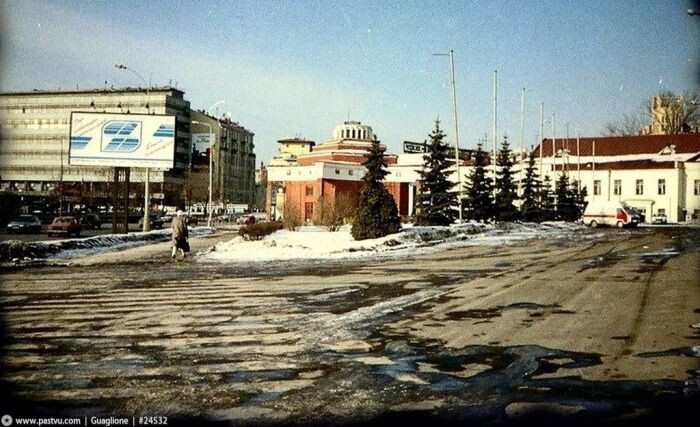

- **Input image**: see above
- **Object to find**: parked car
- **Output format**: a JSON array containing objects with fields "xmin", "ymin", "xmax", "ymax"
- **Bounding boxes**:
[
  {"xmin": 216, "ymin": 214, "xmax": 233, "ymax": 222},
  {"xmin": 253, "ymin": 212, "xmax": 267, "ymax": 222},
  {"xmin": 7, "ymin": 215, "xmax": 42, "ymax": 234},
  {"xmin": 160, "ymin": 214, "xmax": 175, "ymax": 227},
  {"xmin": 138, "ymin": 213, "xmax": 168, "ymax": 230},
  {"xmin": 651, "ymin": 213, "xmax": 668, "ymax": 224},
  {"xmin": 582, "ymin": 201, "xmax": 639, "ymax": 228},
  {"xmin": 48, "ymin": 216, "xmax": 82, "ymax": 237},
  {"xmin": 80, "ymin": 213, "xmax": 102, "ymax": 229},
  {"xmin": 236, "ymin": 213, "xmax": 261, "ymax": 225}
]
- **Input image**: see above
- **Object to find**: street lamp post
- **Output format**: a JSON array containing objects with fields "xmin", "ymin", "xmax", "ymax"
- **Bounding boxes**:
[
  {"xmin": 115, "ymin": 64, "xmax": 152, "ymax": 232},
  {"xmin": 433, "ymin": 50, "xmax": 463, "ymax": 223}
]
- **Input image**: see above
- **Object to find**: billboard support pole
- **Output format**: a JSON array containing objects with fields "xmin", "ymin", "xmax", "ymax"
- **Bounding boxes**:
[
  {"xmin": 112, "ymin": 167, "xmax": 119, "ymax": 234},
  {"xmin": 143, "ymin": 167, "xmax": 150, "ymax": 231},
  {"xmin": 124, "ymin": 168, "xmax": 130, "ymax": 235}
]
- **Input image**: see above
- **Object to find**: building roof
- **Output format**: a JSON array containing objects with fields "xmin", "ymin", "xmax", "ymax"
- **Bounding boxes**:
[
  {"xmin": 554, "ymin": 159, "xmax": 678, "ymax": 171},
  {"xmin": 277, "ymin": 137, "xmax": 315, "ymax": 145},
  {"xmin": 535, "ymin": 133, "xmax": 700, "ymax": 157},
  {"xmin": 0, "ymin": 86, "xmax": 185, "ymax": 97}
]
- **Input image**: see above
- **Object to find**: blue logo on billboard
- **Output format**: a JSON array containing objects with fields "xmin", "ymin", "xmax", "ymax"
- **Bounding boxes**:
[
  {"xmin": 153, "ymin": 124, "xmax": 174, "ymax": 138},
  {"xmin": 70, "ymin": 136, "xmax": 92, "ymax": 150},
  {"xmin": 101, "ymin": 121, "xmax": 141, "ymax": 152}
]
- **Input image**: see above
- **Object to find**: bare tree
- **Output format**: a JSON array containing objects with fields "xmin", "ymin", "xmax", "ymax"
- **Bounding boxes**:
[
  {"xmin": 281, "ymin": 201, "xmax": 302, "ymax": 231},
  {"xmin": 604, "ymin": 91, "xmax": 698, "ymax": 136},
  {"xmin": 314, "ymin": 193, "xmax": 357, "ymax": 231},
  {"xmin": 603, "ymin": 112, "xmax": 646, "ymax": 136},
  {"xmin": 182, "ymin": 170, "xmax": 208, "ymax": 208}
]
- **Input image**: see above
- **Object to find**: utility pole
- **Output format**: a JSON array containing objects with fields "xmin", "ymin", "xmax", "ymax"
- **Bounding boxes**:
[
  {"xmin": 576, "ymin": 131, "xmax": 581, "ymax": 191},
  {"xmin": 552, "ymin": 113, "xmax": 556, "ymax": 179},
  {"xmin": 539, "ymin": 103, "xmax": 544, "ymax": 175},
  {"xmin": 565, "ymin": 122, "xmax": 570, "ymax": 173},
  {"xmin": 493, "ymin": 70, "xmax": 498, "ymax": 189},
  {"xmin": 519, "ymin": 88, "xmax": 525, "ymax": 191},
  {"xmin": 115, "ymin": 64, "xmax": 152, "ymax": 232},
  {"xmin": 433, "ymin": 50, "xmax": 463, "ymax": 223}
]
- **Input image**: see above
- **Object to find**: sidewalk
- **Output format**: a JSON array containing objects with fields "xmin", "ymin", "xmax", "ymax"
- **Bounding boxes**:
[{"xmin": 66, "ymin": 230, "xmax": 237, "ymax": 266}]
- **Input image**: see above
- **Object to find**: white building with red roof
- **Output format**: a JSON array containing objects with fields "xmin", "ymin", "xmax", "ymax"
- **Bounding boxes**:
[{"xmin": 533, "ymin": 133, "xmax": 700, "ymax": 223}]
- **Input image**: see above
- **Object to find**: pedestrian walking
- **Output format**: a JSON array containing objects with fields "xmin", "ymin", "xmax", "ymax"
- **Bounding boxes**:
[{"xmin": 171, "ymin": 210, "xmax": 190, "ymax": 258}]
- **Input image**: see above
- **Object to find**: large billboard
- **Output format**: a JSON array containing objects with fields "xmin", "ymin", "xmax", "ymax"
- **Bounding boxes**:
[{"xmin": 69, "ymin": 112, "xmax": 176, "ymax": 169}]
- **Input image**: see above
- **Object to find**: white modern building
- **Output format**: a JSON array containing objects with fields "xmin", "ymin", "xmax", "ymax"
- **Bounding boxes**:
[{"xmin": 0, "ymin": 87, "xmax": 192, "ymax": 209}]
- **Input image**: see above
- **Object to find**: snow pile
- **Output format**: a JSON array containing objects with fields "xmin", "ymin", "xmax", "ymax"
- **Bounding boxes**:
[
  {"xmin": 202, "ymin": 221, "xmax": 588, "ymax": 263},
  {"xmin": 0, "ymin": 227, "xmax": 216, "ymax": 261}
]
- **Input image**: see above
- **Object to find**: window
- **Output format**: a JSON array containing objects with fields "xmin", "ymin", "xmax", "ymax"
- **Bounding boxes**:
[
  {"xmin": 658, "ymin": 179, "xmax": 666, "ymax": 195},
  {"xmin": 695, "ymin": 180, "xmax": 700, "ymax": 196},
  {"xmin": 613, "ymin": 180, "xmax": 621, "ymax": 196},
  {"xmin": 636, "ymin": 179, "xmax": 644, "ymax": 195},
  {"xmin": 304, "ymin": 202, "xmax": 314, "ymax": 221},
  {"xmin": 593, "ymin": 180, "xmax": 601, "ymax": 196},
  {"xmin": 348, "ymin": 169, "xmax": 354, "ymax": 176},
  {"xmin": 305, "ymin": 185, "xmax": 313, "ymax": 196},
  {"xmin": 335, "ymin": 169, "xmax": 340, "ymax": 175},
  {"xmin": 657, "ymin": 208, "xmax": 666, "ymax": 215}
]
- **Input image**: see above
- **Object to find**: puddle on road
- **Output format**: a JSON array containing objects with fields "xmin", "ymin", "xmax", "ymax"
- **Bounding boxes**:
[
  {"xmin": 443, "ymin": 302, "xmax": 571, "ymax": 321},
  {"xmin": 578, "ymin": 252, "xmax": 624, "ymax": 272},
  {"xmin": 579, "ymin": 248, "xmax": 682, "ymax": 274},
  {"xmin": 292, "ymin": 336, "xmax": 692, "ymax": 424},
  {"xmin": 635, "ymin": 347, "xmax": 700, "ymax": 358}
]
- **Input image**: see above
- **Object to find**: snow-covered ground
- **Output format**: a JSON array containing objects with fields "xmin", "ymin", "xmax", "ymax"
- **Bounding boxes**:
[{"xmin": 201, "ymin": 222, "xmax": 593, "ymax": 263}]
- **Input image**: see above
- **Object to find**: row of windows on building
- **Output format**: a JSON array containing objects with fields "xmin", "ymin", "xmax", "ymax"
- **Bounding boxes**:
[
  {"xmin": 340, "ymin": 129, "xmax": 370, "ymax": 140},
  {"xmin": 592, "ymin": 178, "xmax": 700, "ymax": 196}
]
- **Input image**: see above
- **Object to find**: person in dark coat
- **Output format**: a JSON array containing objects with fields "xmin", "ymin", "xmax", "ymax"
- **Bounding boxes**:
[{"xmin": 171, "ymin": 210, "xmax": 189, "ymax": 258}]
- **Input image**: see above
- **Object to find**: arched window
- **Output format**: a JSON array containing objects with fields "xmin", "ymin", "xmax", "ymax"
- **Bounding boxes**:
[{"xmin": 352, "ymin": 129, "xmax": 356, "ymax": 139}]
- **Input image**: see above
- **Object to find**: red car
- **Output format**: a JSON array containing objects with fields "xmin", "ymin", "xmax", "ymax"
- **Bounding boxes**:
[{"xmin": 48, "ymin": 216, "xmax": 82, "ymax": 237}]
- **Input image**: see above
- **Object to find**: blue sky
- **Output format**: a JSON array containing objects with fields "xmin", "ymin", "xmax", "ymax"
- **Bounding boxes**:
[{"xmin": 1, "ymin": 0, "xmax": 698, "ymax": 164}]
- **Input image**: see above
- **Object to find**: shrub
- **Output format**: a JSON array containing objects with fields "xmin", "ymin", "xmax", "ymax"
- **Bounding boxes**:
[
  {"xmin": 238, "ymin": 221, "xmax": 283, "ymax": 241},
  {"xmin": 314, "ymin": 193, "xmax": 357, "ymax": 231},
  {"xmin": 282, "ymin": 202, "xmax": 302, "ymax": 231}
]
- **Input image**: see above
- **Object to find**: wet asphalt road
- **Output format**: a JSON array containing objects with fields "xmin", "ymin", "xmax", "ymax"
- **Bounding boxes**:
[{"xmin": 0, "ymin": 227, "xmax": 698, "ymax": 426}]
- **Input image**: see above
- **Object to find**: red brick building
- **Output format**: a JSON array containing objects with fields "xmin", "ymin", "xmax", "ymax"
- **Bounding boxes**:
[{"xmin": 267, "ymin": 121, "xmax": 418, "ymax": 222}]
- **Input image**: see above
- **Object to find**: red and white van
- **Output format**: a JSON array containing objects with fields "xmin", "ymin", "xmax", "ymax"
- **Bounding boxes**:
[{"xmin": 582, "ymin": 201, "xmax": 640, "ymax": 228}]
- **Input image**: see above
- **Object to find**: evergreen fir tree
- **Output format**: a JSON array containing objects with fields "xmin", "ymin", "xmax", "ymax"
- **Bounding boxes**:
[
  {"xmin": 520, "ymin": 152, "xmax": 541, "ymax": 222},
  {"xmin": 463, "ymin": 143, "xmax": 493, "ymax": 222},
  {"xmin": 539, "ymin": 175, "xmax": 555, "ymax": 221},
  {"xmin": 555, "ymin": 173, "xmax": 579, "ymax": 221},
  {"xmin": 414, "ymin": 121, "xmax": 458, "ymax": 226},
  {"xmin": 494, "ymin": 136, "xmax": 519, "ymax": 221},
  {"xmin": 351, "ymin": 138, "xmax": 401, "ymax": 240}
]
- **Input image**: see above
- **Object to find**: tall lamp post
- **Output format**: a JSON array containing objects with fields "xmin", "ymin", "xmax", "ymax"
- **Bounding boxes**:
[
  {"xmin": 433, "ymin": 50, "xmax": 463, "ymax": 223},
  {"xmin": 115, "ymin": 64, "xmax": 152, "ymax": 231}
]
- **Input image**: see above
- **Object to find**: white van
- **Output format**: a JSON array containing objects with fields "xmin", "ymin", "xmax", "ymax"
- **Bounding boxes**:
[{"xmin": 582, "ymin": 201, "xmax": 640, "ymax": 228}]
